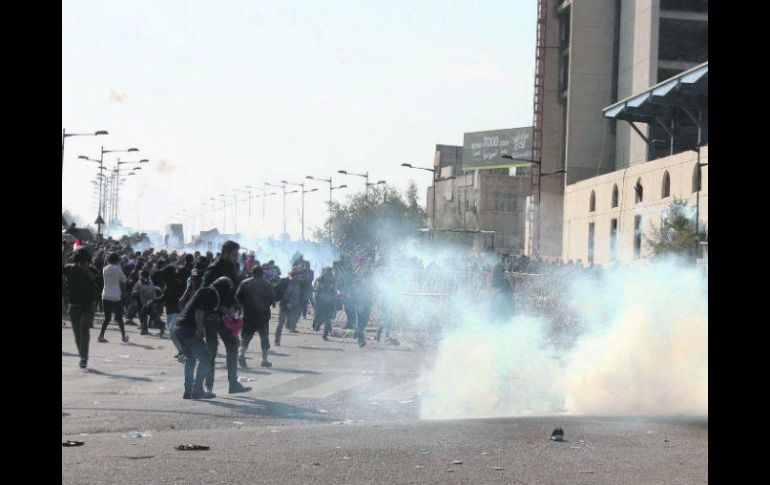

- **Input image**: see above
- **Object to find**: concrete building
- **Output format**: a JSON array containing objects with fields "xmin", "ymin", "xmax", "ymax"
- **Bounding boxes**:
[
  {"xmin": 533, "ymin": 0, "xmax": 708, "ymax": 261},
  {"xmin": 426, "ymin": 144, "xmax": 531, "ymax": 254}
]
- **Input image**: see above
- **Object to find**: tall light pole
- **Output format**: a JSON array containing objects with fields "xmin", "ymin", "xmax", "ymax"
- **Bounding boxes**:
[
  {"xmin": 337, "ymin": 170, "xmax": 369, "ymax": 199},
  {"xmin": 265, "ymin": 182, "xmax": 288, "ymax": 236},
  {"xmin": 238, "ymin": 187, "xmax": 253, "ymax": 232},
  {"xmin": 282, "ymin": 180, "xmax": 318, "ymax": 241},
  {"xmin": 401, "ymin": 163, "xmax": 437, "ymax": 239},
  {"xmin": 307, "ymin": 175, "xmax": 347, "ymax": 243},
  {"xmin": 219, "ymin": 194, "xmax": 227, "ymax": 233},
  {"xmin": 112, "ymin": 159, "xmax": 148, "ymax": 225},
  {"xmin": 62, "ymin": 129, "xmax": 108, "ymax": 176},
  {"xmin": 82, "ymin": 146, "xmax": 139, "ymax": 237}
]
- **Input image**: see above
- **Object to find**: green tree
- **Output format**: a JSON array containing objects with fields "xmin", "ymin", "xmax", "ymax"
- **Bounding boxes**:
[
  {"xmin": 312, "ymin": 184, "xmax": 426, "ymax": 252},
  {"xmin": 644, "ymin": 197, "xmax": 707, "ymax": 261}
]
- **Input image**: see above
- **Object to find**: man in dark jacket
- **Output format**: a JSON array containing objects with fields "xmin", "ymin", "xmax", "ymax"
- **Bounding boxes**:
[
  {"xmin": 202, "ymin": 242, "xmax": 250, "ymax": 394},
  {"xmin": 63, "ymin": 248, "xmax": 99, "ymax": 368},
  {"xmin": 235, "ymin": 265, "xmax": 276, "ymax": 368}
]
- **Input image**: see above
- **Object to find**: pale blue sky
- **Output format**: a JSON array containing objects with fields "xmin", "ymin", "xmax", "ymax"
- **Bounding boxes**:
[{"xmin": 62, "ymin": 0, "xmax": 536, "ymax": 239}]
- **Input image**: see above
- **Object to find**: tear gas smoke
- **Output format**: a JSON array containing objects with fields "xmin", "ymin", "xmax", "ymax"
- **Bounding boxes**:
[{"xmin": 410, "ymin": 256, "xmax": 707, "ymax": 419}]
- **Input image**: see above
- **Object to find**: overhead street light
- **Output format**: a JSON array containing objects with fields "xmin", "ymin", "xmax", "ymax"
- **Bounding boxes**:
[{"xmin": 62, "ymin": 128, "xmax": 108, "ymax": 175}]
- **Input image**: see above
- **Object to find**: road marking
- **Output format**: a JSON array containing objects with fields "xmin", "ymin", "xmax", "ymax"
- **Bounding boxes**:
[
  {"xmin": 371, "ymin": 380, "xmax": 420, "ymax": 401},
  {"xmin": 246, "ymin": 372, "xmax": 305, "ymax": 391},
  {"xmin": 290, "ymin": 375, "xmax": 374, "ymax": 399}
]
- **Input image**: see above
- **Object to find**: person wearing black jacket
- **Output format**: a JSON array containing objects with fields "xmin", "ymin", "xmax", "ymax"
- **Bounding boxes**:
[
  {"xmin": 235, "ymin": 265, "xmax": 276, "ymax": 368},
  {"xmin": 63, "ymin": 248, "xmax": 99, "ymax": 369},
  {"xmin": 202, "ymin": 241, "xmax": 251, "ymax": 395}
]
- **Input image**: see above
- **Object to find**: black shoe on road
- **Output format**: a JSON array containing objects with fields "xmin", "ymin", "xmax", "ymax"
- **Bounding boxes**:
[
  {"xmin": 122, "ymin": 335, "xmax": 129, "ymax": 343},
  {"xmin": 322, "ymin": 335, "xmax": 329, "ymax": 341},
  {"xmin": 140, "ymin": 330, "xmax": 149, "ymax": 335},
  {"xmin": 229, "ymin": 382, "xmax": 252, "ymax": 394},
  {"xmin": 97, "ymin": 336, "xmax": 108, "ymax": 343},
  {"xmin": 238, "ymin": 355, "xmax": 248, "ymax": 369},
  {"xmin": 79, "ymin": 358, "xmax": 87, "ymax": 369},
  {"xmin": 261, "ymin": 360, "xmax": 272, "ymax": 368},
  {"xmin": 191, "ymin": 391, "xmax": 216, "ymax": 400},
  {"xmin": 183, "ymin": 391, "xmax": 191, "ymax": 399}
]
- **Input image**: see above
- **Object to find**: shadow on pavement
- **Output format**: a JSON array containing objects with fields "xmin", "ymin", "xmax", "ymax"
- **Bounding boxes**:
[
  {"xmin": 271, "ymin": 367, "xmax": 322, "ymax": 375},
  {"xmin": 205, "ymin": 396, "xmax": 332, "ymax": 422},
  {"xmin": 86, "ymin": 369, "xmax": 153, "ymax": 382},
  {"xmin": 120, "ymin": 341, "xmax": 158, "ymax": 351},
  {"xmin": 295, "ymin": 346, "xmax": 344, "ymax": 352},
  {"xmin": 236, "ymin": 368, "xmax": 272, "ymax": 376},
  {"xmin": 62, "ymin": 352, "xmax": 79, "ymax": 357}
]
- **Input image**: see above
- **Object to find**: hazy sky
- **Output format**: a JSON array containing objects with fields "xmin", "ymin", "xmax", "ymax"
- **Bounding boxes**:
[{"xmin": 62, "ymin": 0, "xmax": 535, "ymax": 240}]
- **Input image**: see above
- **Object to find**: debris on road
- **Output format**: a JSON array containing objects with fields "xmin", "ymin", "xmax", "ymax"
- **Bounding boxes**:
[
  {"xmin": 175, "ymin": 444, "xmax": 210, "ymax": 451},
  {"xmin": 452, "ymin": 460, "xmax": 463, "ymax": 465},
  {"xmin": 550, "ymin": 428, "xmax": 565, "ymax": 441},
  {"xmin": 420, "ymin": 451, "xmax": 430, "ymax": 455},
  {"xmin": 62, "ymin": 440, "xmax": 84, "ymax": 447},
  {"xmin": 491, "ymin": 466, "xmax": 503, "ymax": 471},
  {"xmin": 122, "ymin": 431, "xmax": 152, "ymax": 438},
  {"xmin": 126, "ymin": 455, "xmax": 154, "ymax": 460},
  {"xmin": 233, "ymin": 421, "xmax": 244, "ymax": 425}
]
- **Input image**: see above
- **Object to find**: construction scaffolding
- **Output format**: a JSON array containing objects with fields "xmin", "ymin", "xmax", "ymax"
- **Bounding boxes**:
[{"xmin": 529, "ymin": 0, "xmax": 548, "ymax": 257}]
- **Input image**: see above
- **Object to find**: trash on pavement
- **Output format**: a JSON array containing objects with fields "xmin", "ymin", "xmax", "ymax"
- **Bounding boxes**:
[
  {"xmin": 62, "ymin": 440, "xmax": 84, "ymax": 447},
  {"xmin": 452, "ymin": 460, "xmax": 463, "ymax": 465},
  {"xmin": 175, "ymin": 444, "xmax": 210, "ymax": 451},
  {"xmin": 491, "ymin": 466, "xmax": 503, "ymax": 471},
  {"xmin": 123, "ymin": 431, "xmax": 152, "ymax": 438},
  {"xmin": 550, "ymin": 428, "xmax": 565, "ymax": 441}
]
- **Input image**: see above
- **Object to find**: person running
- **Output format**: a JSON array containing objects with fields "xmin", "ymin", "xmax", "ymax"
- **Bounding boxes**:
[
  {"xmin": 274, "ymin": 268, "xmax": 303, "ymax": 347},
  {"xmin": 351, "ymin": 267, "xmax": 375, "ymax": 348},
  {"xmin": 202, "ymin": 241, "xmax": 251, "ymax": 394},
  {"xmin": 313, "ymin": 266, "xmax": 339, "ymax": 341},
  {"xmin": 235, "ymin": 265, "xmax": 276, "ymax": 368},
  {"xmin": 175, "ymin": 282, "xmax": 218, "ymax": 400},
  {"xmin": 133, "ymin": 270, "xmax": 165, "ymax": 336},
  {"xmin": 97, "ymin": 252, "xmax": 129, "ymax": 343},
  {"xmin": 63, "ymin": 247, "xmax": 99, "ymax": 369},
  {"xmin": 161, "ymin": 265, "xmax": 185, "ymax": 360}
]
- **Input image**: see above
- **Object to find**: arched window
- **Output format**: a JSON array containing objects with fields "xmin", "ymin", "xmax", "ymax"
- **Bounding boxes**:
[
  {"xmin": 611, "ymin": 184, "xmax": 619, "ymax": 208},
  {"xmin": 589, "ymin": 190, "xmax": 596, "ymax": 212},
  {"xmin": 692, "ymin": 164, "xmax": 701, "ymax": 193},
  {"xmin": 661, "ymin": 171, "xmax": 671, "ymax": 199},
  {"xmin": 634, "ymin": 178, "xmax": 644, "ymax": 204}
]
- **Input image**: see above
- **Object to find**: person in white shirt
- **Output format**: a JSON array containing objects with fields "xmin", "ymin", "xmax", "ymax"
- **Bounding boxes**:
[{"xmin": 98, "ymin": 252, "xmax": 129, "ymax": 343}]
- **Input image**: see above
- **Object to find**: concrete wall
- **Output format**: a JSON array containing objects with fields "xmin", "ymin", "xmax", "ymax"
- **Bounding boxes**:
[
  {"xmin": 564, "ymin": 0, "xmax": 618, "ymax": 184},
  {"xmin": 562, "ymin": 145, "xmax": 707, "ymax": 265},
  {"xmin": 615, "ymin": 0, "xmax": 660, "ymax": 168},
  {"xmin": 427, "ymin": 172, "xmax": 530, "ymax": 253}
]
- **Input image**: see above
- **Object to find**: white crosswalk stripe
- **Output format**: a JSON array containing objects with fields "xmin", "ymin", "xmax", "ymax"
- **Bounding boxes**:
[
  {"xmin": 370, "ymin": 380, "xmax": 420, "ymax": 402},
  {"xmin": 290, "ymin": 374, "xmax": 374, "ymax": 399},
  {"xmin": 246, "ymin": 372, "xmax": 305, "ymax": 391}
]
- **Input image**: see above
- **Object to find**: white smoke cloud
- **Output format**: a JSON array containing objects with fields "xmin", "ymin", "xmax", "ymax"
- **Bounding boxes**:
[{"xmin": 416, "ymin": 258, "xmax": 708, "ymax": 419}]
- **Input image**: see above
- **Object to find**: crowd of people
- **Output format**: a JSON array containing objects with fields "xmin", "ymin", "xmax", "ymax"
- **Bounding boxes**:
[
  {"xmin": 62, "ymin": 236, "xmax": 380, "ymax": 400},
  {"xmin": 63, "ymin": 225, "xmax": 621, "ymax": 400}
]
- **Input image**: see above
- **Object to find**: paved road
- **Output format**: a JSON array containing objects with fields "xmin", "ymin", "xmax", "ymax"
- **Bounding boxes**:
[{"xmin": 62, "ymin": 314, "xmax": 708, "ymax": 484}]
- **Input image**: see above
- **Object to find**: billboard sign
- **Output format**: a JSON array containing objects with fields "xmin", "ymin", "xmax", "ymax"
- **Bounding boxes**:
[{"xmin": 462, "ymin": 127, "xmax": 533, "ymax": 170}]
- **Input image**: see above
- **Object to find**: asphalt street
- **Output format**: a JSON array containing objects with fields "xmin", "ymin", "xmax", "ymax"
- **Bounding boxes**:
[{"xmin": 62, "ymin": 313, "xmax": 708, "ymax": 484}]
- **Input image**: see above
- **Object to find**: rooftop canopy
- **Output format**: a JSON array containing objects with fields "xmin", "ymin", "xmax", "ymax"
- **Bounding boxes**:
[
  {"xmin": 603, "ymin": 62, "xmax": 707, "ymax": 123},
  {"xmin": 603, "ymin": 62, "xmax": 707, "ymax": 161}
]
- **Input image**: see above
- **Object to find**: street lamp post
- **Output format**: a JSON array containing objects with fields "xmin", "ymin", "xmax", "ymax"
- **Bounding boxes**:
[
  {"xmin": 306, "ymin": 176, "xmax": 346, "ymax": 243},
  {"xmin": 337, "ymin": 170, "xmax": 369, "ymax": 199},
  {"xmin": 282, "ymin": 180, "xmax": 318, "ymax": 241},
  {"xmin": 83, "ymin": 146, "xmax": 139, "ymax": 237},
  {"xmin": 62, "ymin": 129, "xmax": 108, "ymax": 175},
  {"xmin": 266, "ymin": 182, "xmax": 289, "ymax": 236},
  {"xmin": 401, "ymin": 163, "xmax": 437, "ymax": 239}
]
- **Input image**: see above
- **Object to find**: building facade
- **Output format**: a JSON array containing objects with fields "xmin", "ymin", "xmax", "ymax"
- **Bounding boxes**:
[
  {"xmin": 426, "ymin": 145, "xmax": 531, "ymax": 254},
  {"xmin": 562, "ymin": 145, "xmax": 707, "ymax": 265},
  {"xmin": 534, "ymin": 0, "xmax": 707, "ymax": 262}
]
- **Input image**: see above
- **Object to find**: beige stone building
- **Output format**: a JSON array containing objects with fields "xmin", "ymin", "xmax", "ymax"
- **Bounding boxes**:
[
  {"xmin": 532, "ymin": 0, "xmax": 708, "ymax": 262},
  {"xmin": 562, "ymin": 145, "xmax": 707, "ymax": 264},
  {"xmin": 426, "ymin": 144, "xmax": 531, "ymax": 254}
]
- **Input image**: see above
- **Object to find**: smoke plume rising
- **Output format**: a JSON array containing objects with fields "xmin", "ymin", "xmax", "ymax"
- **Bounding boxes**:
[{"xmin": 415, "ymin": 257, "xmax": 707, "ymax": 418}]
